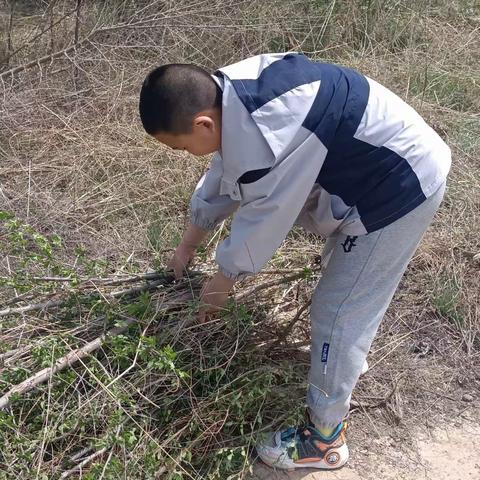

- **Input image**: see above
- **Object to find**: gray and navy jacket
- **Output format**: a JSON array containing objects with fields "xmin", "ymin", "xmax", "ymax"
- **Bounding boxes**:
[{"xmin": 190, "ymin": 52, "xmax": 451, "ymax": 280}]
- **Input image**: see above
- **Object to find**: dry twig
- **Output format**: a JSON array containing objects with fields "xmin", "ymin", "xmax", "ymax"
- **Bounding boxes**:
[
  {"xmin": 0, "ymin": 316, "xmax": 137, "ymax": 409},
  {"xmin": 236, "ymin": 271, "xmax": 309, "ymax": 302},
  {"xmin": 0, "ymin": 275, "xmax": 175, "ymax": 317},
  {"xmin": 60, "ymin": 447, "xmax": 108, "ymax": 479}
]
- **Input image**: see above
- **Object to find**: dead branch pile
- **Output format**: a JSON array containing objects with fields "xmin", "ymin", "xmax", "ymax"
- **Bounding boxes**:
[{"xmin": 0, "ymin": 265, "xmax": 314, "ymax": 477}]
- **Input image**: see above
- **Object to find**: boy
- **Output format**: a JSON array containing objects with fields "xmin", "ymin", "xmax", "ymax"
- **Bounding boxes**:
[{"xmin": 138, "ymin": 53, "xmax": 450, "ymax": 471}]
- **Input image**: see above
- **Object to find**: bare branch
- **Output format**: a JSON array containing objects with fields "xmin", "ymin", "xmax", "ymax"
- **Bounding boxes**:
[
  {"xmin": 0, "ymin": 274, "xmax": 177, "ymax": 317},
  {"xmin": 0, "ymin": 316, "xmax": 137, "ymax": 409}
]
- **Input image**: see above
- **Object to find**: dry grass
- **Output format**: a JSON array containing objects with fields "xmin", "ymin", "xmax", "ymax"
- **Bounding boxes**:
[{"xmin": 0, "ymin": 0, "xmax": 479, "ymax": 478}]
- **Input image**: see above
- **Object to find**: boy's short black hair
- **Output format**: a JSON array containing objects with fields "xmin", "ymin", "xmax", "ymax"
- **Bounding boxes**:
[{"xmin": 139, "ymin": 64, "xmax": 222, "ymax": 135}]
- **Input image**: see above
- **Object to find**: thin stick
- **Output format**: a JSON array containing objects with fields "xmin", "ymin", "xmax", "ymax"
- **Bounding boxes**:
[
  {"xmin": 0, "ymin": 274, "xmax": 153, "ymax": 284},
  {"xmin": 74, "ymin": 0, "xmax": 82, "ymax": 45},
  {"xmin": 0, "ymin": 276, "xmax": 176, "ymax": 317},
  {"xmin": 73, "ymin": 0, "xmax": 82, "ymax": 89},
  {"xmin": 69, "ymin": 446, "xmax": 93, "ymax": 462},
  {"xmin": 271, "ymin": 300, "xmax": 311, "ymax": 347},
  {"xmin": 236, "ymin": 271, "xmax": 306, "ymax": 302},
  {"xmin": 1, "ymin": 268, "xmax": 295, "ymax": 285},
  {"xmin": 0, "ymin": 346, "xmax": 28, "ymax": 362},
  {"xmin": 5, "ymin": 1, "xmax": 14, "ymax": 67},
  {"xmin": 0, "ymin": 317, "xmax": 137, "ymax": 409},
  {"xmin": 49, "ymin": 1, "xmax": 55, "ymax": 54},
  {"xmin": 59, "ymin": 447, "xmax": 107, "ymax": 479},
  {"xmin": 0, "ymin": 272, "xmax": 165, "ymax": 285},
  {"xmin": 0, "ymin": 296, "xmax": 64, "ymax": 318}
]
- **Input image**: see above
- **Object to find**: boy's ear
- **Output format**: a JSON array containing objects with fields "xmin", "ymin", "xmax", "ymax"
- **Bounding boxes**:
[{"xmin": 193, "ymin": 114, "xmax": 215, "ymax": 131}]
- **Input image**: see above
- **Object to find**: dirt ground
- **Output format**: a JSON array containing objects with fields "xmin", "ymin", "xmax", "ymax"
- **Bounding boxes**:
[{"xmin": 252, "ymin": 413, "xmax": 480, "ymax": 480}]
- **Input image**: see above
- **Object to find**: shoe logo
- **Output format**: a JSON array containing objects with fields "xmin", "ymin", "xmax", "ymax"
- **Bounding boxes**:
[
  {"xmin": 341, "ymin": 235, "xmax": 358, "ymax": 253},
  {"xmin": 325, "ymin": 450, "xmax": 340, "ymax": 466}
]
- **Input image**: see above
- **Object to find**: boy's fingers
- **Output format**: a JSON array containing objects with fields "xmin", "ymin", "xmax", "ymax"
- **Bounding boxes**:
[
  {"xmin": 174, "ymin": 264, "xmax": 183, "ymax": 280},
  {"xmin": 197, "ymin": 309, "xmax": 206, "ymax": 324},
  {"xmin": 165, "ymin": 261, "xmax": 180, "ymax": 280},
  {"xmin": 166, "ymin": 254, "xmax": 188, "ymax": 280}
]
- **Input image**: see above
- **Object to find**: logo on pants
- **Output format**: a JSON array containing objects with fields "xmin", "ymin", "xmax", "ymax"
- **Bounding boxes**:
[
  {"xmin": 321, "ymin": 343, "xmax": 330, "ymax": 362},
  {"xmin": 341, "ymin": 235, "xmax": 358, "ymax": 253}
]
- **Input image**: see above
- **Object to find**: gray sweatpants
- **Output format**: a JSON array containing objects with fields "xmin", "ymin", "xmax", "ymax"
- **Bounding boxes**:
[{"xmin": 307, "ymin": 182, "xmax": 446, "ymax": 430}]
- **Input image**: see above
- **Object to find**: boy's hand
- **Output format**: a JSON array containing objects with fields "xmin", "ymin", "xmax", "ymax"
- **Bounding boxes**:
[
  {"xmin": 167, "ymin": 223, "xmax": 209, "ymax": 279},
  {"xmin": 167, "ymin": 243, "xmax": 196, "ymax": 279},
  {"xmin": 198, "ymin": 271, "xmax": 236, "ymax": 323}
]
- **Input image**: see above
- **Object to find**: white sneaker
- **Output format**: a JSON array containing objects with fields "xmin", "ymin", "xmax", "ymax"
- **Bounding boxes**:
[{"xmin": 256, "ymin": 421, "xmax": 349, "ymax": 470}]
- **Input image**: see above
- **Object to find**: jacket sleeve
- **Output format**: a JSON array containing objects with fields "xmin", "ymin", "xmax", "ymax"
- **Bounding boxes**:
[
  {"xmin": 216, "ymin": 143, "xmax": 327, "ymax": 280},
  {"xmin": 189, "ymin": 152, "xmax": 240, "ymax": 230}
]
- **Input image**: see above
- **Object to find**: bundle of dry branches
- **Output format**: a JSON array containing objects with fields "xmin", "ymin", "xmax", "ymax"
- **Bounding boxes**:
[
  {"xmin": 0, "ymin": 268, "xmax": 310, "ymax": 409},
  {"xmin": 0, "ymin": 262, "xmax": 314, "ymax": 477}
]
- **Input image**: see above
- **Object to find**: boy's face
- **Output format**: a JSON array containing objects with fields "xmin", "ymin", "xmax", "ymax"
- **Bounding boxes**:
[{"xmin": 154, "ymin": 110, "xmax": 221, "ymax": 156}]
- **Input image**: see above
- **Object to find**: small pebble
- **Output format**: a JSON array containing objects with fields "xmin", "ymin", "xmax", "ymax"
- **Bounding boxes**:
[{"xmin": 462, "ymin": 393, "xmax": 474, "ymax": 402}]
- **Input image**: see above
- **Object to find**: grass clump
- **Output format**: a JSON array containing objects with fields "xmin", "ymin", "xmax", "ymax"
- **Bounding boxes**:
[{"xmin": 433, "ymin": 276, "xmax": 464, "ymax": 329}]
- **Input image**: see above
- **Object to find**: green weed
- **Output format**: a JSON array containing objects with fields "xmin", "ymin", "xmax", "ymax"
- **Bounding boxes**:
[
  {"xmin": 433, "ymin": 277, "xmax": 465, "ymax": 328},
  {"xmin": 409, "ymin": 67, "xmax": 478, "ymax": 112}
]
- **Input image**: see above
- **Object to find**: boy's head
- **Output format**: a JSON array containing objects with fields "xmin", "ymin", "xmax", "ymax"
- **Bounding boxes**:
[{"xmin": 139, "ymin": 64, "xmax": 222, "ymax": 156}]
